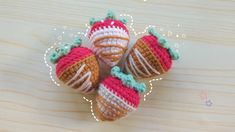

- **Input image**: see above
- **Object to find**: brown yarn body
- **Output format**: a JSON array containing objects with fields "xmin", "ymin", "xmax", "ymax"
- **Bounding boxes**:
[
  {"xmin": 96, "ymin": 94, "xmax": 130, "ymax": 121},
  {"xmin": 58, "ymin": 54, "xmax": 99, "ymax": 93},
  {"xmin": 126, "ymin": 39, "xmax": 165, "ymax": 78},
  {"xmin": 93, "ymin": 36, "xmax": 129, "ymax": 64}
]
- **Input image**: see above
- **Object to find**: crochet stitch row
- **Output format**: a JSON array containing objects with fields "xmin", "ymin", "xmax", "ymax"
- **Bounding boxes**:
[
  {"xmin": 88, "ymin": 11, "xmax": 130, "ymax": 67},
  {"xmin": 50, "ymin": 38, "xmax": 82, "ymax": 64},
  {"xmin": 148, "ymin": 28, "xmax": 179, "ymax": 60},
  {"xmin": 111, "ymin": 66, "xmax": 146, "ymax": 93}
]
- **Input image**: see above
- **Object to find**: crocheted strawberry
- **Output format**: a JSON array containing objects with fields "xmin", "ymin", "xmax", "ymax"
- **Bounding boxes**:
[
  {"xmin": 96, "ymin": 66, "xmax": 146, "ymax": 121},
  {"xmin": 88, "ymin": 11, "xmax": 130, "ymax": 67},
  {"xmin": 124, "ymin": 28, "xmax": 179, "ymax": 78},
  {"xmin": 50, "ymin": 38, "xmax": 100, "ymax": 94}
]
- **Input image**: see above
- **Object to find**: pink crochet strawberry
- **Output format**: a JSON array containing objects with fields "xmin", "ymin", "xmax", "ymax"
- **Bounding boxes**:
[
  {"xmin": 88, "ymin": 11, "xmax": 130, "ymax": 67},
  {"xmin": 95, "ymin": 66, "xmax": 146, "ymax": 121},
  {"xmin": 125, "ymin": 28, "xmax": 179, "ymax": 78},
  {"xmin": 50, "ymin": 38, "xmax": 100, "ymax": 94}
]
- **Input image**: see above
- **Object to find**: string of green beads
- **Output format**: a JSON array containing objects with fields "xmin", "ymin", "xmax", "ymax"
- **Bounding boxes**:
[
  {"xmin": 50, "ymin": 38, "xmax": 82, "ymax": 64},
  {"xmin": 148, "ymin": 28, "xmax": 179, "ymax": 60}
]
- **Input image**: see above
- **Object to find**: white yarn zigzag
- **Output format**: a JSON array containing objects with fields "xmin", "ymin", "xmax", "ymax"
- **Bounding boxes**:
[
  {"xmin": 125, "ymin": 48, "xmax": 160, "ymax": 78},
  {"xmin": 44, "ymin": 13, "xmax": 179, "ymax": 121},
  {"xmin": 89, "ymin": 25, "xmax": 129, "ymax": 66},
  {"xmin": 65, "ymin": 64, "xmax": 93, "ymax": 94},
  {"xmin": 89, "ymin": 26, "xmax": 129, "ymax": 41},
  {"xmin": 98, "ymin": 84, "xmax": 136, "ymax": 111},
  {"xmin": 97, "ymin": 84, "xmax": 136, "ymax": 118}
]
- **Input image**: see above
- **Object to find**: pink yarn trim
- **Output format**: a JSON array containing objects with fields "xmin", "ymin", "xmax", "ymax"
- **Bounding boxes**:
[
  {"xmin": 141, "ymin": 35, "xmax": 172, "ymax": 72},
  {"xmin": 102, "ymin": 76, "xmax": 140, "ymax": 108},
  {"xmin": 89, "ymin": 19, "xmax": 129, "ymax": 37},
  {"xmin": 56, "ymin": 47, "xmax": 93, "ymax": 77}
]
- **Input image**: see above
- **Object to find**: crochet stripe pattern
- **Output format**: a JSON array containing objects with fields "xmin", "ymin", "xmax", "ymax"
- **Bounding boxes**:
[
  {"xmin": 89, "ymin": 19, "xmax": 130, "ymax": 67},
  {"xmin": 56, "ymin": 47, "xmax": 100, "ymax": 94},
  {"xmin": 95, "ymin": 66, "xmax": 146, "ymax": 121},
  {"xmin": 96, "ymin": 76, "xmax": 139, "ymax": 121},
  {"xmin": 142, "ymin": 35, "xmax": 172, "ymax": 71},
  {"xmin": 125, "ymin": 35, "xmax": 173, "ymax": 78},
  {"xmin": 56, "ymin": 47, "xmax": 94, "ymax": 76}
]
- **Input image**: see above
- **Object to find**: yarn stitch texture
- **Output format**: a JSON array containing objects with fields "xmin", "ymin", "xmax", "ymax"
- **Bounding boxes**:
[
  {"xmin": 89, "ymin": 11, "xmax": 130, "ymax": 67},
  {"xmin": 96, "ymin": 66, "xmax": 145, "ymax": 121},
  {"xmin": 48, "ymin": 11, "xmax": 180, "ymax": 121},
  {"xmin": 125, "ymin": 28, "xmax": 179, "ymax": 78},
  {"xmin": 50, "ymin": 39, "xmax": 100, "ymax": 94}
]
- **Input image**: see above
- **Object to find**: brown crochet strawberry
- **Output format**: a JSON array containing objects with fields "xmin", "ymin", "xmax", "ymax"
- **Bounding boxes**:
[
  {"xmin": 96, "ymin": 66, "xmax": 145, "ymax": 121},
  {"xmin": 125, "ymin": 28, "xmax": 179, "ymax": 78},
  {"xmin": 50, "ymin": 38, "xmax": 100, "ymax": 94},
  {"xmin": 88, "ymin": 11, "xmax": 130, "ymax": 67}
]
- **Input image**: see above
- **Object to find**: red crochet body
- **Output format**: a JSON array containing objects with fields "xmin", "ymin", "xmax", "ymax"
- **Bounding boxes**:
[
  {"xmin": 89, "ymin": 19, "xmax": 129, "ymax": 37},
  {"xmin": 56, "ymin": 47, "xmax": 93, "ymax": 77},
  {"xmin": 102, "ymin": 76, "xmax": 140, "ymax": 108},
  {"xmin": 141, "ymin": 35, "xmax": 172, "ymax": 72}
]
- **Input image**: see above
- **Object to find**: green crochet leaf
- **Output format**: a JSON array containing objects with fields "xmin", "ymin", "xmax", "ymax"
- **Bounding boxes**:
[
  {"xmin": 89, "ymin": 10, "xmax": 129, "ymax": 26},
  {"xmin": 49, "ymin": 37, "xmax": 82, "ymax": 64},
  {"xmin": 119, "ymin": 18, "xmax": 127, "ymax": 25},
  {"xmin": 148, "ymin": 27, "xmax": 180, "ymax": 60},
  {"xmin": 111, "ymin": 66, "xmax": 146, "ymax": 93},
  {"xmin": 106, "ymin": 10, "xmax": 116, "ymax": 19}
]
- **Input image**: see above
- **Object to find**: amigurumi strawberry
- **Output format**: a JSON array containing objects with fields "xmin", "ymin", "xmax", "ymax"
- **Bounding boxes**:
[
  {"xmin": 50, "ymin": 38, "xmax": 100, "ymax": 94},
  {"xmin": 125, "ymin": 28, "xmax": 179, "ymax": 78},
  {"xmin": 88, "ymin": 11, "xmax": 130, "ymax": 67},
  {"xmin": 95, "ymin": 66, "xmax": 146, "ymax": 121}
]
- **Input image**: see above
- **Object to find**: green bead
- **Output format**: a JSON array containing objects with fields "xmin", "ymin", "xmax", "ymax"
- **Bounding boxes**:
[
  {"xmin": 73, "ymin": 38, "xmax": 82, "ymax": 45},
  {"xmin": 119, "ymin": 18, "xmax": 127, "ymax": 25},
  {"xmin": 90, "ymin": 18, "xmax": 96, "ymax": 26},
  {"xmin": 158, "ymin": 38, "xmax": 166, "ymax": 44},
  {"xmin": 70, "ymin": 43, "xmax": 76, "ymax": 48},
  {"xmin": 49, "ymin": 38, "xmax": 83, "ymax": 65},
  {"xmin": 168, "ymin": 48, "xmax": 180, "ymax": 60},
  {"xmin": 158, "ymin": 38, "xmax": 170, "ymax": 49},
  {"xmin": 111, "ymin": 66, "xmax": 120, "ymax": 75},
  {"xmin": 60, "ymin": 45, "xmax": 70, "ymax": 55},
  {"xmin": 148, "ymin": 28, "xmax": 180, "ymax": 61},
  {"xmin": 111, "ymin": 66, "xmax": 146, "ymax": 93},
  {"xmin": 148, "ymin": 28, "xmax": 155, "ymax": 36},
  {"xmin": 50, "ymin": 51, "xmax": 59, "ymax": 64},
  {"xmin": 136, "ymin": 83, "xmax": 146, "ymax": 93},
  {"xmin": 106, "ymin": 10, "xmax": 115, "ymax": 19}
]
